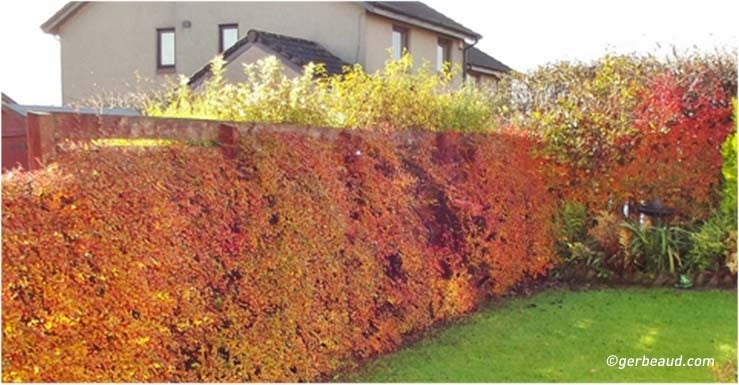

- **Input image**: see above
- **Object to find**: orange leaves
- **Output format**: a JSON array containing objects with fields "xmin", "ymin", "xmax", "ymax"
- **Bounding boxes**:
[{"xmin": 2, "ymin": 129, "xmax": 556, "ymax": 382}]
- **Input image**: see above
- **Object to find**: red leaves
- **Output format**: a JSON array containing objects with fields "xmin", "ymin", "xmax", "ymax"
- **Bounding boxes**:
[
  {"xmin": 612, "ymin": 73, "xmax": 733, "ymax": 220},
  {"xmin": 548, "ymin": 71, "xmax": 733, "ymax": 222}
]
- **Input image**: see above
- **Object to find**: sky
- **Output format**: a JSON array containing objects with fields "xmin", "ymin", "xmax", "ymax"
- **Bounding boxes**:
[{"xmin": 0, "ymin": 0, "xmax": 736, "ymax": 106}]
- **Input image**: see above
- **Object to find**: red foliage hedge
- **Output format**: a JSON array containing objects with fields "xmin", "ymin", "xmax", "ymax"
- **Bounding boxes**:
[
  {"xmin": 2, "ymin": 129, "xmax": 556, "ymax": 382},
  {"xmin": 548, "ymin": 72, "xmax": 734, "ymax": 221}
]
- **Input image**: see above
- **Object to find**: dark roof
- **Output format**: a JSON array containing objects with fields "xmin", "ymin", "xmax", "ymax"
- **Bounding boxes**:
[
  {"xmin": 467, "ymin": 47, "xmax": 512, "ymax": 73},
  {"xmin": 189, "ymin": 29, "xmax": 348, "ymax": 86},
  {"xmin": 248, "ymin": 30, "xmax": 348, "ymax": 74},
  {"xmin": 41, "ymin": 2, "xmax": 85, "ymax": 34},
  {"xmin": 366, "ymin": 2, "xmax": 481, "ymax": 39},
  {"xmin": 2, "ymin": 93, "xmax": 17, "ymax": 105}
]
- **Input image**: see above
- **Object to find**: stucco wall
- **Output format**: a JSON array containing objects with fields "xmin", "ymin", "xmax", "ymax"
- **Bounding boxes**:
[
  {"xmin": 468, "ymin": 70, "xmax": 502, "ymax": 87},
  {"xmin": 59, "ymin": 2, "xmax": 364, "ymax": 104},
  {"xmin": 59, "ymin": 2, "xmax": 176, "ymax": 104},
  {"xmin": 174, "ymin": 2, "xmax": 364, "ymax": 78},
  {"xmin": 363, "ymin": 13, "xmax": 464, "ymax": 83},
  {"xmin": 57, "ymin": 2, "xmax": 467, "ymax": 104}
]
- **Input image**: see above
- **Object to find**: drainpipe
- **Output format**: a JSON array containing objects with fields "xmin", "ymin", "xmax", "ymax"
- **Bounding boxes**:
[{"xmin": 462, "ymin": 37, "xmax": 479, "ymax": 82}]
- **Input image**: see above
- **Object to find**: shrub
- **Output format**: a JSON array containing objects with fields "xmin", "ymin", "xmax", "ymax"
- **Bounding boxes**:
[
  {"xmin": 489, "ymin": 55, "xmax": 653, "ymax": 169},
  {"xmin": 1, "ymin": 128, "xmax": 555, "ymax": 382},
  {"xmin": 550, "ymin": 201, "xmax": 610, "ymax": 278},
  {"xmin": 720, "ymin": 99, "xmax": 737, "ymax": 219},
  {"xmin": 144, "ymin": 56, "xmax": 331, "ymax": 126},
  {"xmin": 688, "ymin": 98, "xmax": 737, "ymax": 271},
  {"xmin": 489, "ymin": 52, "xmax": 736, "ymax": 221},
  {"xmin": 144, "ymin": 54, "xmax": 493, "ymax": 132},
  {"xmin": 621, "ymin": 222, "xmax": 692, "ymax": 273},
  {"xmin": 725, "ymin": 231, "xmax": 737, "ymax": 274},
  {"xmin": 689, "ymin": 213, "xmax": 735, "ymax": 271},
  {"xmin": 5, "ymin": 50, "xmax": 736, "ymax": 382},
  {"xmin": 614, "ymin": 73, "xmax": 734, "ymax": 220},
  {"xmin": 553, "ymin": 201, "xmax": 589, "ymax": 248},
  {"xmin": 712, "ymin": 357, "xmax": 738, "ymax": 383},
  {"xmin": 587, "ymin": 210, "xmax": 623, "ymax": 258}
]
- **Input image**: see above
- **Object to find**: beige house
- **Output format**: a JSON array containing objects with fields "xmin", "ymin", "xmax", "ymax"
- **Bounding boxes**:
[{"xmin": 42, "ymin": 1, "xmax": 511, "ymax": 104}]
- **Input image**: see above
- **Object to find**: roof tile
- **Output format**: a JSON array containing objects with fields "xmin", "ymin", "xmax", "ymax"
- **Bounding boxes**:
[
  {"xmin": 367, "ymin": 1, "xmax": 480, "ymax": 38},
  {"xmin": 467, "ymin": 47, "xmax": 512, "ymax": 73},
  {"xmin": 189, "ymin": 29, "xmax": 348, "ymax": 86}
]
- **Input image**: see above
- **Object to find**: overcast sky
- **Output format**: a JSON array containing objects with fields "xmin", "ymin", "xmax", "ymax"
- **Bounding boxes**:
[{"xmin": 0, "ymin": 0, "xmax": 736, "ymax": 106}]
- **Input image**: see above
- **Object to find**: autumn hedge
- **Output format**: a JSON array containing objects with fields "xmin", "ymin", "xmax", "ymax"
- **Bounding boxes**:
[
  {"xmin": 2, "ymin": 128, "xmax": 556, "ymax": 382},
  {"xmin": 490, "ymin": 53, "xmax": 736, "ymax": 221},
  {"xmin": 3, "ymin": 52, "xmax": 736, "ymax": 382}
]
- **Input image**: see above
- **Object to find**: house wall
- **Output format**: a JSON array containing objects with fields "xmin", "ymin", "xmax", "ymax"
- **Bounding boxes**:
[
  {"xmin": 59, "ymin": 2, "xmax": 177, "ymax": 105},
  {"xmin": 174, "ymin": 2, "xmax": 364, "ymax": 78},
  {"xmin": 58, "ymin": 2, "xmax": 364, "ymax": 104},
  {"xmin": 56, "ymin": 2, "xmax": 467, "ymax": 104},
  {"xmin": 468, "ymin": 70, "xmax": 501, "ymax": 87},
  {"xmin": 363, "ymin": 13, "xmax": 464, "ymax": 84}
]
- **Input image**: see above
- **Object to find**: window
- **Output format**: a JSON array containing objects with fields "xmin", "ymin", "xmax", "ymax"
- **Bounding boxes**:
[
  {"xmin": 436, "ymin": 38, "xmax": 451, "ymax": 72},
  {"xmin": 391, "ymin": 26, "xmax": 408, "ymax": 60},
  {"xmin": 219, "ymin": 24, "xmax": 239, "ymax": 52},
  {"xmin": 157, "ymin": 28, "xmax": 175, "ymax": 70}
]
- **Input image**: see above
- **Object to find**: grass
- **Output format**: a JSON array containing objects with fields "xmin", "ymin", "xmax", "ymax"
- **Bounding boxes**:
[{"xmin": 341, "ymin": 288, "xmax": 737, "ymax": 382}]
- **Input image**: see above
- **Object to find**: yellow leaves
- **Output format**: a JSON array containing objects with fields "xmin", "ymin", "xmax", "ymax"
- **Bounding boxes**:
[
  {"xmin": 74, "ymin": 272, "xmax": 87, "ymax": 284},
  {"xmin": 3, "ymin": 370, "xmax": 23, "ymax": 383},
  {"xmin": 177, "ymin": 315, "xmax": 214, "ymax": 331},
  {"xmin": 153, "ymin": 291, "xmax": 171, "ymax": 302},
  {"xmin": 34, "ymin": 313, "xmax": 82, "ymax": 332},
  {"xmin": 182, "ymin": 287, "xmax": 198, "ymax": 301},
  {"xmin": 145, "ymin": 52, "xmax": 488, "ymax": 132},
  {"xmin": 3, "ymin": 322, "xmax": 15, "ymax": 336},
  {"xmin": 91, "ymin": 138, "xmax": 176, "ymax": 147},
  {"xmin": 174, "ymin": 321, "xmax": 190, "ymax": 332},
  {"xmin": 26, "ymin": 318, "xmax": 41, "ymax": 328},
  {"xmin": 192, "ymin": 317, "xmax": 208, "ymax": 327},
  {"xmin": 133, "ymin": 336, "xmax": 150, "ymax": 345}
]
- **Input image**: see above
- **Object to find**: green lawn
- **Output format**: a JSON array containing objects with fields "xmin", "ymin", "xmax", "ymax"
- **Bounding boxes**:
[{"xmin": 342, "ymin": 288, "xmax": 737, "ymax": 382}]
